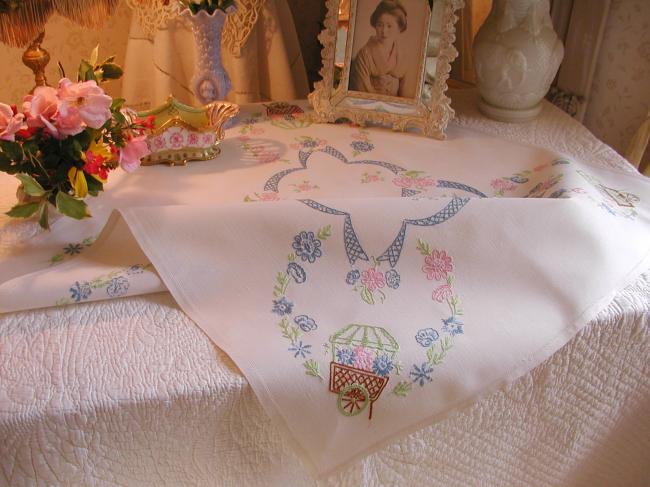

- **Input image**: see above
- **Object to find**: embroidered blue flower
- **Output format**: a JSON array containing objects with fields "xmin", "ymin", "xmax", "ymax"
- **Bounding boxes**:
[
  {"xmin": 63, "ymin": 243, "xmax": 83, "ymax": 255},
  {"xmin": 553, "ymin": 159, "xmax": 570, "ymax": 165},
  {"xmin": 242, "ymin": 117, "xmax": 259, "ymax": 125},
  {"xmin": 372, "ymin": 354, "xmax": 394, "ymax": 377},
  {"xmin": 385, "ymin": 269, "xmax": 400, "ymax": 289},
  {"xmin": 287, "ymin": 262, "xmax": 306, "ymax": 283},
  {"xmin": 272, "ymin": 297, "xmax": 294, "ymax": 316},
  {"xmin": 351, "ymin": 140, "xmax": 374, "ymax": 153},
  {"xmin": 549, "ymin": 189, "xmax": 568, "ymax": 199},
  {"xmin": 126, "ymin": 265, "xmax": 145, "ymax": 275},
  {"xmin": 510, "ymin": 175, "xmax": 529, "ymax": 184},
  {"xmin": 336, "ymin": 347, "xmax": 355, "ymax": 365},
  {"xmin": 106, "ymin": 276, "xmax": 130, "ymax": 297},
  {"xmin": 292, "ymin": 231, "xmax": 322, "ymax": 263},
  {"xmin": 410, "ymin": 362, "xmax": 434, "ymax": 386},
  {"xmin": 69, "ymin": 281, "xmax": 92, "ymax": 302},
  {"xmin": 294, "ymin": 314, "xmax": 317, "ymax": 332},
  {"xmin": 288, "ymin": 340, "xmax": 312, "ymax": 358},
  {"xmin": 442, "ymin": 316, "xmax": 464, "ymax": 336},
  {"xmin": 346, "ymin": 269, "xmax": 360, "ymax": 285},
  {"xmin": 415, "ymin": 328, "xmax": 439, "ymax": 347}
]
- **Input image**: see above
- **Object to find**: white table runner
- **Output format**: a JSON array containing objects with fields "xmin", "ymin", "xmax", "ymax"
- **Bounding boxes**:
[{"xmin": 1, "ymin": 103, "xmax": 649, "ymax": 475}]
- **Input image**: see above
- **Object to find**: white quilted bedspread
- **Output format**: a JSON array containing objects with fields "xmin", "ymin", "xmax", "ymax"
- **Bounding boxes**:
[{"xmin": 1, "ymin": 91, "xmax": 649, "ymax": 486}]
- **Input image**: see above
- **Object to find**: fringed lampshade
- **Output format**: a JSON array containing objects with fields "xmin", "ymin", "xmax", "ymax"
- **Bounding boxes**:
[{"xmin": 0, "ymin": 0, "xmax": 120, "ymax": 89}]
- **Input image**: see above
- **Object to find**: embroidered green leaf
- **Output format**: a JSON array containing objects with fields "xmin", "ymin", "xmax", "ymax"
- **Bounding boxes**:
[
  {"xmin": 393, "ymin": 360, "xmax": 403, "ymax": 375},
  {"xmin": 392, "ymin": 381, "xmax": 412, "ymax": 397},
  {"xmin": 317, "ymin": 224, "xmax": 332, "ymax": 240},
  {"xmin": 303, "ymin": 359, "xmax": 323, "ymax": 380},
  {"xmin": 416, "ymin": 238, "xmax": 432, "ymax": 256},
  {"xmin": 273, "ymin": 272, "xmax": 290, "ymax": 297},
  {"xmin": 278, "ymin": 318, "xmax": 301, "ymax": 342},
  {"xmin": 81, "ymin": 236, "xmax": 95, "ymax": 246},
  {"xmin": 243, "ymin": 195, "xmax": 254, "ymax": 202},
  {"xmin": 360, "ymin": 286, "xmax": 374, "ymax": 305},
  {"xmin": 446, "ymin": 274, "xmax": 455, "ymax": 286},
  {"xmin": 50, "ymin": 253, "xmax": 64, "ymax": 265},
  {"xmin": 441, "ymin": 336, "xmax": 453, "ymax": 352},
  {"xmin": 403, "ymin": 170, "xmax": 424, "ymax": 178}
]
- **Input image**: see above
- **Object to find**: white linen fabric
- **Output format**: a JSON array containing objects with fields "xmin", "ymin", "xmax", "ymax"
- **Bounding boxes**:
[{"xmin": 1, "ymin": 92, "xmax": 649, "ymax": 482}]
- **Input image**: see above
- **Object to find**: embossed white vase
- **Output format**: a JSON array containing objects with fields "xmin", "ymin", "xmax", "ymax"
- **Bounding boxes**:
[
  {"xmin": 183, "ymin": 6, "xmax": 236, "ymax": 104},
  {"xmin": 472, "ymin": 0, "xmax": 564, "ymax": 122}
]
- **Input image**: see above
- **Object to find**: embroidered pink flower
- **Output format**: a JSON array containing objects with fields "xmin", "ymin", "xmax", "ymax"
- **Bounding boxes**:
[
  {"xmin": 258, "ymin": 192, "xmax": 280, "ymax": 201},
  {"xmin": 153, "ymin": 137, "xmax": 165, "ymax": 149},
  {"xmin": 491, "ymin": 178, "xmax": 516, "ymax": 192},
  {"xmin": 432, "ymin": 283, "xmax": 453, "ymax": 302},
  {"xmin": 238, "ymin": 135, "xmax": 250, "ymax": 142},
  {"xmin": 169, "ymin": 132, "xmax": 184, "ymax": 148},
  {"xmin": 415, "ymin": 177, "xmax": 436, "ymax": 189},
  {"xmin": 188, "ymin": 133, "xmax": 199, "ymax": 145},
  {"xmin": 22, "ymin": 86, "xmax": 60, "ymax": 135},
  {"xmin": 422, "ymin": 250, "xmax": 453, "ymax": 281},
  {"xmin": 361, "ymin": 268, "xmax": 385, "ymax": 292},
  {"xmin": 0, "ymin": 103, "xmax": 25, "ymax": 141},
  {"xmin": 119, "ymin": 136, "xmax": 149, "ymax": 172},
  {"xmin": 392, "ymin": 176, "xmax": 414, "ymax": 188},
  {"xmin": 256, "ymin": 150, "xmax": 281, "ymax": 164},
  {"xmin": 352, "ymin": 346, "xmax": 375, "ymax": 371},
  {"xmin": 57, "ymin": 78, "xmax": 112, "ymax": 129},
  {"xmin": 203, "ymin": 133, "xmax": 214, "ymax": 145}
]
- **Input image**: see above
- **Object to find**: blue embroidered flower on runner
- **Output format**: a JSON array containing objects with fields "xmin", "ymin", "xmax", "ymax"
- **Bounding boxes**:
[
  {"xmin": 287, "ymin": 262, "xmax": 306, "ymax": 283},
  {"xmin": 69, "ymin": 281, "xmax": 92, "ymax": 302},
  {"xmin": 294, "ymin": 315, "xmax": 317, "ymax": 332},
  {"xmin": 372, "ymin": 354, "xmax": 394, "ymax": 377},
  {"xmin": 415, "ymin": 328, "xmax": 439, "ymax": 347},
  {"xmin": 346, "ymin": 269, "xmax": 360, "ymax": 285},
  {"xmin": 106, "ymin": 276, "xmax": 129, "ymax": 297},
  {"xmin": 410, "ymin": 362, "xmax": 434, "ymax": 386},
  {"xmin": 292, "ymin": 231, "xmax": 323, "ymax": 263},
  {"xmin": 385, "ymin": 269, "xmax": 400, "ymax": 289},
  {"xmin": 272, "ymin": 297, "xmax": 294, "ymax": 316},
  {"xmin": 288, "ymin": 341, "xmax": 312, "ymax": 359}
]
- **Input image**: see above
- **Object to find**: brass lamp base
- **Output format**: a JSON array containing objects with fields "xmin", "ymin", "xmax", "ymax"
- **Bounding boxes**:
[{"xmin": 22, "ymin": 32, "xmax": 50, "ymax": 92}]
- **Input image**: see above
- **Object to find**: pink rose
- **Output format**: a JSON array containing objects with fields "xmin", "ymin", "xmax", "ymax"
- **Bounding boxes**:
[
  {"xmin": 432, "ymin": 283, "xmax": 453, "ymax": 302},
  {"xmin": 352, "ymin": 346, "xmax": 375, "ymax": 371},
  {"xmin": 55, "ymin": 103, "xmax": 85, "ymax": 136},
  {"xmin": 22, "ymin": 86, "xmax": 60, "ymax": 135},
  {"xmin": 57, "ymin": 78, "xmax": 112, "ymax": 129},
  {"xmin": 361, "ymin": 268, "xmax": 385, "ymax": 292},
  {"xmin": 119, "ymin": 136, "xmax": 149, "ymax": 172},
  {"xmin": 422, "ymin": 249, "xmax": 453, "ymax": 281},
  {"xmin": 169, "ymin": 132, "xmax": 184, "ymax": 148},
  {"xmin": 0, "ymin": 103, "xmax": 26, "ymax": 141}
]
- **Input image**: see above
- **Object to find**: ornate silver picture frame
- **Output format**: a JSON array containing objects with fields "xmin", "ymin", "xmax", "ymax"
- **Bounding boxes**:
[{"xmin": 309, "ymin": 0, "xmax": 463, "ymax": 139}]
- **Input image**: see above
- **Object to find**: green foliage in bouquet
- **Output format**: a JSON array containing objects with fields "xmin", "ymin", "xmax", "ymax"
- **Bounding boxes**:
[{"xmin": 0, "ymin": 47, "xmax": 152, "ymax": 229}]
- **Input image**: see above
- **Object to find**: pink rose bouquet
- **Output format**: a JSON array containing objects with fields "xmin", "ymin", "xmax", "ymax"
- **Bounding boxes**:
[{"xmin": 1, "ymin": 48, "xmax": 153, "ymax": 229}]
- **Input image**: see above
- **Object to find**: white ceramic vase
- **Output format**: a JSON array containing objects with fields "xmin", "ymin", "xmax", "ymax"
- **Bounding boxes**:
[
  {"xmin": 183, "ymin": 6, "xmax": 236, "ymax": 104},
  {"xmin": 472, "ymin": 0, "xmax": 564, "ymax": 122}
]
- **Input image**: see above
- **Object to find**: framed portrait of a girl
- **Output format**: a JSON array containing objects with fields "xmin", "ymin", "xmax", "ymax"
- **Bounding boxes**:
[{"xmin": 309, "ymin": 0, "xmax": 463, "ymax": 139}]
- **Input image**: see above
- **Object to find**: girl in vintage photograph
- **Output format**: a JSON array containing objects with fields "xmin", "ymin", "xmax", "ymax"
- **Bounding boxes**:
[{"xmin": 349, "ymin": 0, "xmax": 413, "ymax": 98}]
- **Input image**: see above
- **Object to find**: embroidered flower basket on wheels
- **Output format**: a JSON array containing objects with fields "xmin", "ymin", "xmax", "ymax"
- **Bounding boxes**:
[{"xmin": 328, "ymin": 324, "xmax": 400, "ymax": 419}]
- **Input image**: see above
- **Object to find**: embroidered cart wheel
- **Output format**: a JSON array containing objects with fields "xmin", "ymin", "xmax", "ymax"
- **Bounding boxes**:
[{"xmin": 329, "ymin": 362, "xmax": 389, "ymax": 419}]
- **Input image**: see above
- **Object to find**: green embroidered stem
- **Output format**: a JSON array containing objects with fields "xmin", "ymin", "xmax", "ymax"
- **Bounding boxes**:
[
  {"xmin": 317, "ymin": 224, "xmax": 332, "ymax": 240},
  {"xmin": 303, "ymin": 359, "xmax": 323, "ymax": 380},
  {"xmin": 416, "ymin": 238, "xmax": 432, "ymax": 256},
  {"xmin": 273, "ymin": 272, "xmax": 290, "ymax": 297},
  {"xmin": 392, "ymin": 380, "xmax": 412, "ymax": 397},
  {"xmin": 427, "ymin": 336, "xmax": 453, "ymax": 366},
  {"xmin": 360, "ymin": 285, "xmax": 374, "ymax": 305},
  {"xmin": 278, "ymin": 318, "xmax": 301, "ymax": 343}
]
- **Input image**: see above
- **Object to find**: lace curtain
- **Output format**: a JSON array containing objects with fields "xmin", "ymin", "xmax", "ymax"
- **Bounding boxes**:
[{"xmin": 124, "ymin": 0, "xmax": 266, "ymax": 56}]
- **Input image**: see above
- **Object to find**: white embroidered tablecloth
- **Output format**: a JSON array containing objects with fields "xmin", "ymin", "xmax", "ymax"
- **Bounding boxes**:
[{"xmin": 1, "ymin": 90, "xmax": 649, "ymax": 485}]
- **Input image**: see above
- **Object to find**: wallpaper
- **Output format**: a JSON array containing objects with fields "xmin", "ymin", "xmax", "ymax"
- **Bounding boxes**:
[
  {"xmin": 0, "ymin": 1, "xmax": 132, "ymax": 104},
  {"xmin": 583, "ymin": 0, "xmax": 650, "ymax": 167}
]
